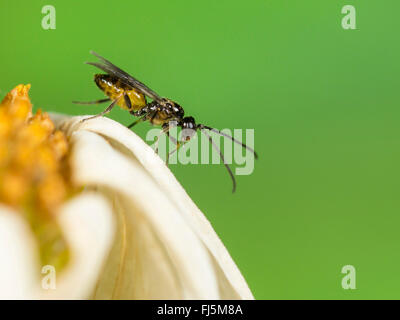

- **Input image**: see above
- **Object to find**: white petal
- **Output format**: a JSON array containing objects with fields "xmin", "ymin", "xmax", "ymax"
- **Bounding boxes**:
[
  {"xmin": 68, "ymin": 129, "xmax": 219, "ymax": 299},
  {"xmin": 90, "ymin": 194, "xmax": 184, "ymax": 299},
  {"xmin": 53, "ymin": 115, "xmax": 253, "ymax": 299},
  {"xmin": 37, "ymin": 193, "xmax": 115, "ymax": 299},
  {"xmin": 0, "ymin": 205, "xmax": 40, "ymax": 299}
]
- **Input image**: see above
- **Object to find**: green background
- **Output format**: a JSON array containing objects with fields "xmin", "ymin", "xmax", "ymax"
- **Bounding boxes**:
[{"xmin": 1, "ymin": 0, "xmax": 399, "ymax": 299}]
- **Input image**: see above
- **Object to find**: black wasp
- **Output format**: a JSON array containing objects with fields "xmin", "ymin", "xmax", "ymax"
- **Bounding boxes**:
[{"xmin": 74, "ymin": 51, "xmax": 258, "ymax": 192}]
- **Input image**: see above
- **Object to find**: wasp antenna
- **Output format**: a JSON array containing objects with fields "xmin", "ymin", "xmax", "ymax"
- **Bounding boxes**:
[
  {"xmin": 198, "ymin": 125, "xmax": 258, "ymax": 159},
  {"xmin": 201, "ymin": 129, "xmax": 236, "ymax": 193}
]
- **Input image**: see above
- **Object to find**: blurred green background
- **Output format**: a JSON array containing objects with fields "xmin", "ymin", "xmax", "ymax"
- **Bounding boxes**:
[{"xmin": 1, "ymin": 0, "xmax": 399, "ymax": 299}]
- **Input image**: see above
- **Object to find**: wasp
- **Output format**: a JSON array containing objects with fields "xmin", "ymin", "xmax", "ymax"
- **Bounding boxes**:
[{"xmin": 74, "ymin": 51, "xmax": 258, "ymax": 192}]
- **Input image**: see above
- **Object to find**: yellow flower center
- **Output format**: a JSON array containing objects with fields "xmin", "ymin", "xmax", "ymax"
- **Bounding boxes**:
[{"xmin": 0, "ymin": 84, "xmax": 74, "ymax": 270}]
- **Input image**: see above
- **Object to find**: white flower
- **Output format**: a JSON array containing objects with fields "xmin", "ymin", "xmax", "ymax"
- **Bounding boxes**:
[{"xmin": 0, "ymin": 85, "xmax": 254, "ymax": 299}]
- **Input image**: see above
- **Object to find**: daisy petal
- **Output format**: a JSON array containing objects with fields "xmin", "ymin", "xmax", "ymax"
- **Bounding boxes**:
[
  {"xmin": 38, "ymin": 193, "xmax": 115, "ymax": 299},
  {"xmin": 0, "ymin": 205, "xmax": 39, "ymax": 299},
  {"xmin": 53, "ymin": 115, "xmax": 253, "ymax": 299},
  {"xmin": 69, "ymin": 129, "xmax": 219, "ymax": 299}
]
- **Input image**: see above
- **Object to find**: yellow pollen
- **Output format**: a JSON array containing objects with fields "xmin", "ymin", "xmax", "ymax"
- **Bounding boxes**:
[{"xmin": 0, "ymin": 84, "xmax": 73, "ymax": 269}]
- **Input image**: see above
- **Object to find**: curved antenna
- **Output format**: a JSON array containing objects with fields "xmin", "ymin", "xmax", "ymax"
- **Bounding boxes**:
[
  {"xmin": 198, "ymin": 125, "xmax": 258, "ymax": 159},
  {"xmin": 201, "ymin": 129, "xmax": 236, "ymax": 193}
]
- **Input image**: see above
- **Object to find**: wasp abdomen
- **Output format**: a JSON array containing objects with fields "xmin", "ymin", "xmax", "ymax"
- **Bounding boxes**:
[{"xmin": 94, "ymin": 74, "xmax": 146, "ymax": 111}]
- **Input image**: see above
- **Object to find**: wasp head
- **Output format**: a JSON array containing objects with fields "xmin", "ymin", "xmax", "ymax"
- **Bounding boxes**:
[{"xmin": 180, "ymin": 116, "xmax": 197, "ymax": 141}]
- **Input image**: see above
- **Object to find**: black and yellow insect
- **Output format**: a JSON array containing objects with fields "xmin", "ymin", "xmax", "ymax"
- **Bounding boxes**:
[{"xmin": 74, "ymin": 51, "xmax": 257, "ymax": 192}]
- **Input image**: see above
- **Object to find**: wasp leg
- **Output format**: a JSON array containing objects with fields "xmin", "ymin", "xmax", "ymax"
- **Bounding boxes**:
[
  {"xmin": 154, "ymin": 123, "xmax": 179, "ymax": 155},
  {"xmin": 149, "ymin": 112, "xmax": 158, "ymax": 124},
  {"xmin": 72, "ymin": 98, "xmax": 110, "ymax": 105},
  {"xmin": 166, "ymin": 131, "xmax": 178, "ymax": 145},
  {"xmin": 166, "ymin": 140, "xmax": 185, "ymax": 165},
  {"xmin": 127, "ymin": 110, "xmax": 156, "ymax": 129},
  {"xmin": 127, "ymin": 114, "xmax": 147, "ymax": 129},
  {"xmin": 154, "ymin": 129, "xmax": 173, "ymax": 155},
  {"xmin": 81, "ymin": 98, "xmax": 118, "ymax": 122}
]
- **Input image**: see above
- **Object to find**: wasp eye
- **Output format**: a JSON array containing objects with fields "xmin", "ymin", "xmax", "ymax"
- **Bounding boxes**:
[{"xmin": 182, "ymin": 116, "xmax": 196, "ymax": 129}]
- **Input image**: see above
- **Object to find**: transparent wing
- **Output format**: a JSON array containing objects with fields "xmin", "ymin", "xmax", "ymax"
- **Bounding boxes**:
[{"xmin": 86, "ymin": 51, "xmax": 163, "ymax": 102}]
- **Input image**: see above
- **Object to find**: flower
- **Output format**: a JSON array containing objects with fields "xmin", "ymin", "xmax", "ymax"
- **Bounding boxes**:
[{"xmin": 0, "ymin": 84, "xmax": 254, "ymax": 299}]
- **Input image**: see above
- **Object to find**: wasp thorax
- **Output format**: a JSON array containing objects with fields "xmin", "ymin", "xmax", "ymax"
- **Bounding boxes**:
[{"xmin": 165, "ymin": 100, "xmax": 184, "ymax": 118}]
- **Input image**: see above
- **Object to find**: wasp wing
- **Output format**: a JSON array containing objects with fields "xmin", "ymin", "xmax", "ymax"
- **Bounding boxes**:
[{"xmin": 86, "ymin": 51, "xmax": 163, "ymax": 102}]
